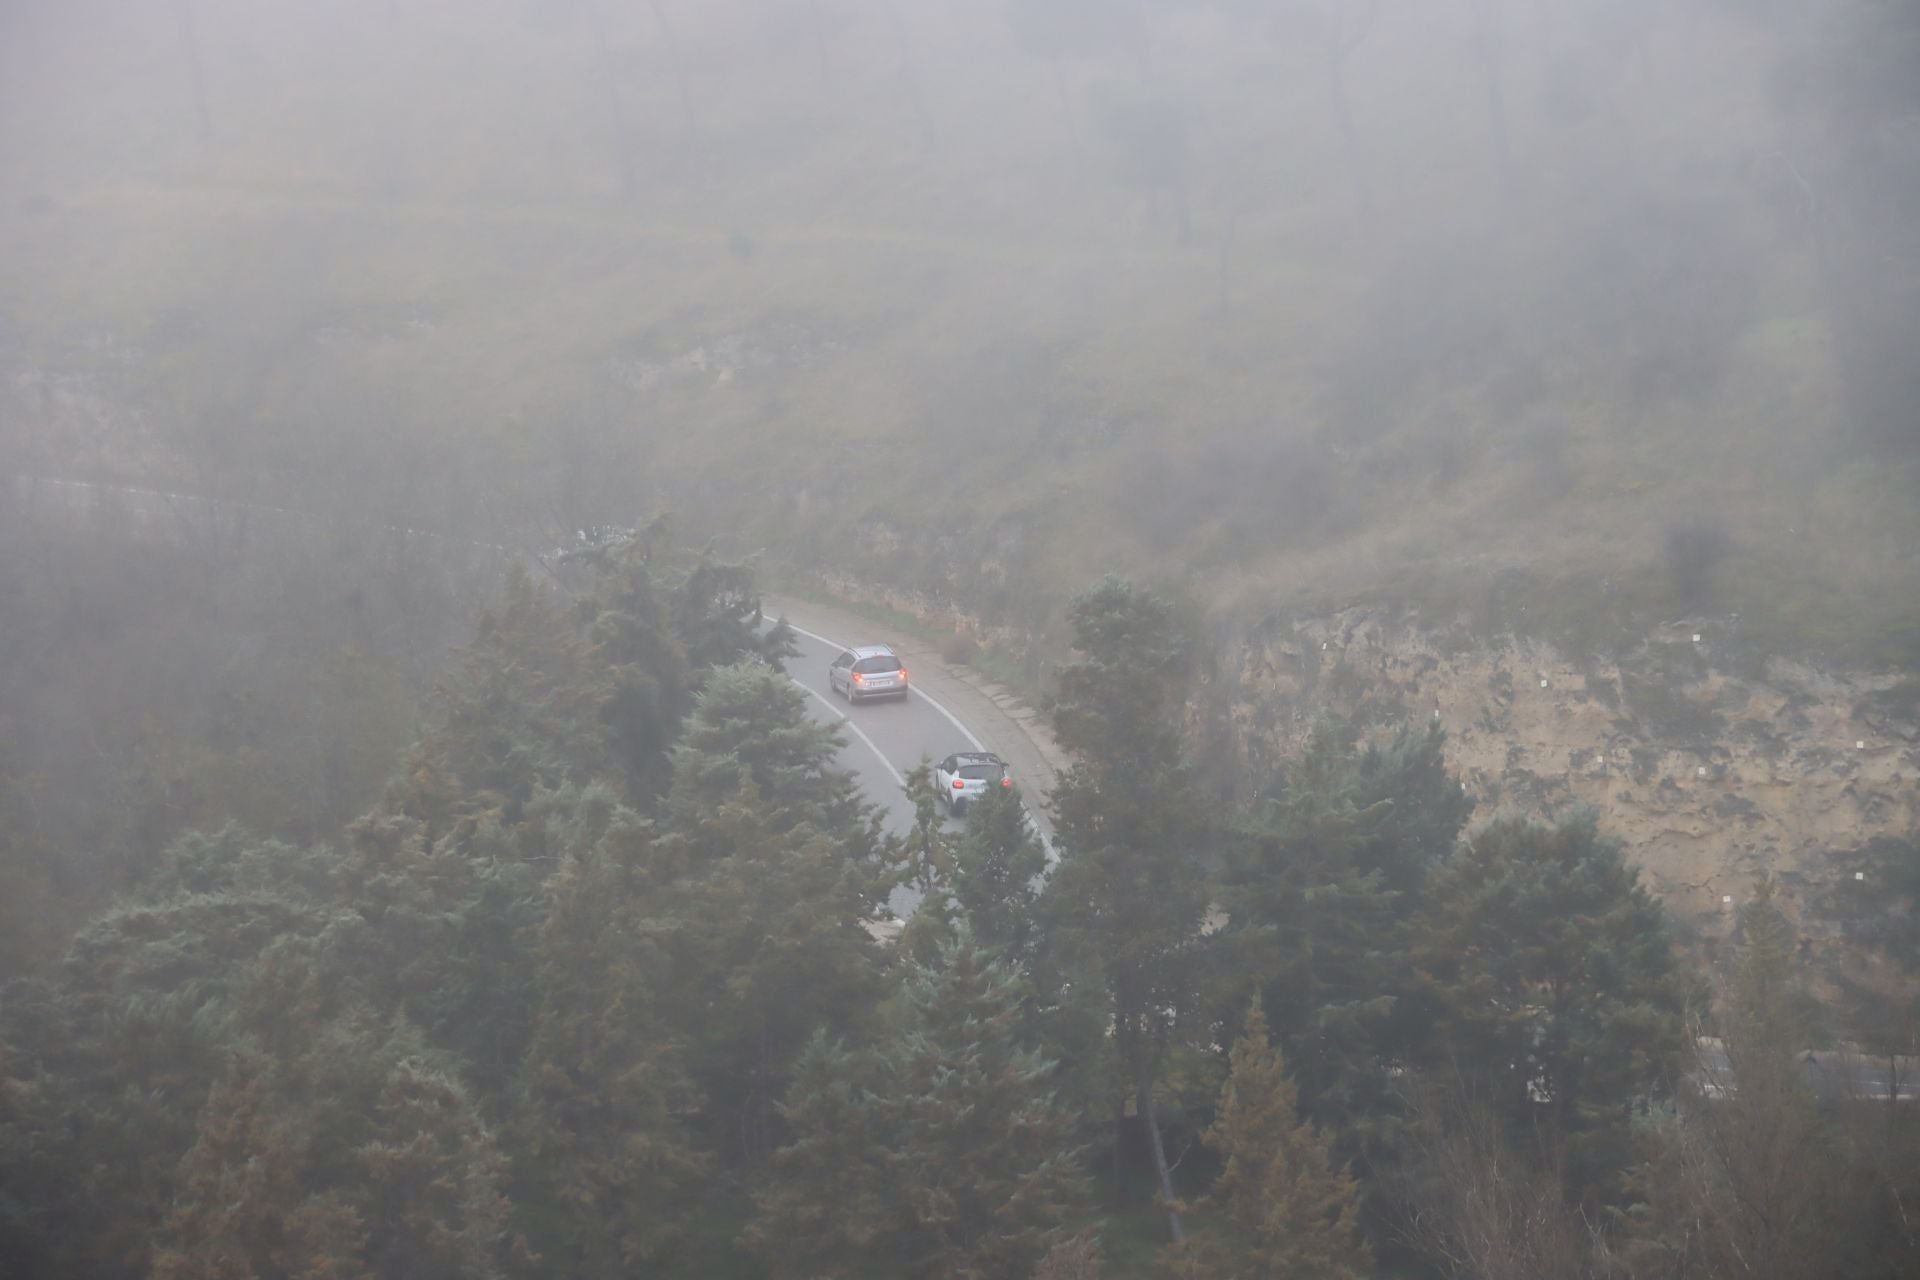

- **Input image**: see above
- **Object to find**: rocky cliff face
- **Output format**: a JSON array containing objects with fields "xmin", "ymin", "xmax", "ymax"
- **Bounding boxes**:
[{"xmin": 1213, "ymin": 606, "xmax": 1919, "ymax": 935}]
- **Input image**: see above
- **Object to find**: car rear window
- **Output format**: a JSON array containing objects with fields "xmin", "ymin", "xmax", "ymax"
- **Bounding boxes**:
[
  {"xmin": 853, "ymin": 656, "xmax": 901, "ymax": 674},
  {"xmin": 957, "ymin": 764, "xmax": 1000, "ymax": 781}
]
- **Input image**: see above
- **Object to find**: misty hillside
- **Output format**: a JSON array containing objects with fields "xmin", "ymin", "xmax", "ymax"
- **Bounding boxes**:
[
  {"xmin": 9, "ymin": 5, "xmax": 1920, "ymax": 1278},
  {"xmin": 6, "ymin": 0, "xmax": 1917, "ymax": 672}
]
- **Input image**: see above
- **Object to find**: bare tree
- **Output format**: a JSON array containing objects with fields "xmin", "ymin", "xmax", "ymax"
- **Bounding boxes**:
[
  {"xmin": 1386, "ymin": 1071, "xmax": 1593, "ymax": 1280},
  {"xmin": 1619, "ymin": 883, "xmax": 1843, "ymax": 1280},
  {"xmin": 1466, "ymin": 0, "xmax": 1514, "ymax": 202},
  {"xmin": 879, "ymin": 0, "xmax": 936, "ymax": 150},
  {"xmin": 583, "ymin": 3, "xmax": 639, "ymax": 197},
  {"xmin": 648, "ymin": 0, "xmax": 700, "ymax": 145},
  {"xmin": 172, "ymin": 0, "xmax": 212, "ymax": 140}
]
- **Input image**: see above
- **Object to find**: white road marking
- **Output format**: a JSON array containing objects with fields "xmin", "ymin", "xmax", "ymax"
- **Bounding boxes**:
[
  {"xmin": 790, "ymin": 680, "xmax": 905, "ymax": 789},
  {"xmin": 777, "ymin": 618, "xmax": 986, "ymax": 751},
  {"xmin": 773, "ymin": 614, "xmax": 1054, "ymax": 857}
]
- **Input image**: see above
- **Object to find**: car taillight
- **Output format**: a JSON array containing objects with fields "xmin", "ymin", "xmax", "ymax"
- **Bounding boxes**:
[
  {"xmin": 953, "ymin": 779, "xmax": 965, "ymax": 789},
  {"xmin": 897, "ymin": 667, "xmax": 908, "ymax": 680},
  {"xmin": 1002, "ymin": 776, "xmax": 1012, "ymax": 787},
  {"xmin": 851, "ymin": 672, "xmax": 864, "ymax": 682}
]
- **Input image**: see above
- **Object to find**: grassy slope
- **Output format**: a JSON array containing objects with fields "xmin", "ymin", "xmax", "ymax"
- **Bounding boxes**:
[{"xmin": 2, "ymin": 0, "xmax": 1914, "ymax": 671}]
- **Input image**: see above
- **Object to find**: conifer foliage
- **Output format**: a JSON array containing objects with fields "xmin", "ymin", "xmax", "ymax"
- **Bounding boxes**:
[
  {"xmin": 658, "ymin": 661, "xmax": 889, "ymax": 1163},
  {"xmin": 1410, "ymin": 810, "xmax": 1686, "ymax": 1196},
  {"xmin": 951, "ymin": 778, "xmax": 1047, "ymax": 963},
  {"xmin": 1040, "ymin": 576, "xmax": 1210, "ymax": 1241},
  {"xmin": 752, "ymin": 928, "xmax": 1092, "ymax": 1279},
  {"xmin": 1173, "ymin": 1001, "xmax": 1371, "ymax": 1280}
]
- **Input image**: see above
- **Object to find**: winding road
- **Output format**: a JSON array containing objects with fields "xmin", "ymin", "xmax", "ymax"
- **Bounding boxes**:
[{"xmin": 766, "ymin": 606, "xmax": 1061, "ymax": 919}]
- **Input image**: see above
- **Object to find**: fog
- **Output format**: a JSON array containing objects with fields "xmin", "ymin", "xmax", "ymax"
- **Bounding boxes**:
[
  {"xmin": 4, "ymin": 3, "xmax": 1920, "ymax": 1275},
  {"xmin": 3, "ymin": 0, "xmax": 1916, "ymax": 870},
  {"xmin": 6, "ymin": 3, "xmax": 1913, "ymax": 546}
]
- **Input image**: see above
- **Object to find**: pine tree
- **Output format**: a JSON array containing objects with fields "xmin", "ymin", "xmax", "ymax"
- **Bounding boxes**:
[
  {"xmin": 748, "ymin": 1034, "xmax": 899, "ymax": 1278},
  {"xmin": 951, "ymin": 779, "xmax": 1046, "ymax": 963},
  {"xmin": 752, "ymin": 929, "xmax": 1092, "ymax": 1279},
  {"xmin": 667, "ymin": 552, "xmax": 798, "ymax": 674},
  {"xmin": 424, "ymin": 564, "xmax": 615, "ymax": 820},
  {"xmin": 659, "ymin": 663, "xmax": 890, "ymax": 1163},
  {"xmin": 151, "ymin": 1059, "xmax": 369, "ymax": 1280},
  {"xmin": 0, "ymin": 823, "xmax": 524, "ymax": 1280},
  {"xmin": 1410, "ymin": 810, "xmax": 1686, "ymax": 1199},
  {"xmin": 1039, "ymin": 577, "xmax": 1209, "ymax": 1241},
  {"xmin": 665, "ymin": 662, "xmax": 879, "ymax": 859},
  {"xmin": 893, "ymin": 759, "xmax": 962, "ymax": 964},
  {"xmin": 1348, "ymin": 720, "xmax": 1476, "ymax": 902},
  {"xmin": 507, "ymin": 807, "xmax": 707, "ymax": 1276},
  {"xmin": 1220, "ymin": 722, "xmax": 1401, "ymax": 1145},
  {"xmin": 1173, "ymin": 1002, "xmax": 1370, "ymax": 1280},
  {"xmin": 886, "ymin": 930, "xmax": 1092, "ymax": 1278},
  {"xmin": 575, "ymin": 538, "xmax": 694, "ymax": 804}
]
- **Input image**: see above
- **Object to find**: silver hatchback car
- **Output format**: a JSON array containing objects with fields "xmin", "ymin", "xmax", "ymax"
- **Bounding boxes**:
[{"xmin": 828, "ymin": 644, "xmax": 909, "ymax": 703}]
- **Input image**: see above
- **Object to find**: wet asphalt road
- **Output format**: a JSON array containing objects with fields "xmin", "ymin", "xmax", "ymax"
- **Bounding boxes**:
[{"xmin": 777, "ymin": 622, "xmax": 993, "ymax": 917}]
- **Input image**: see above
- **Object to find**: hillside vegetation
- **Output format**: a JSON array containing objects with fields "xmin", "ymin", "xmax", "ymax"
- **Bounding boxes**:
[
  {"xmin": 5, "ymin": 561, "xmax": 1919, "ymax": 1278},
  {"xmin": 4, "ymin": 0, "xmax": 1917, "ymax": 673}
]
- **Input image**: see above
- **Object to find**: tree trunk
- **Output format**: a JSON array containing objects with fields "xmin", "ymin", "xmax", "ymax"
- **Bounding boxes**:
[
  {"xmin": 173, "ymin": 0, "xmax": 212, "ymax": 140},
  {"xmin": 1137, "ymin": 1072, "xmax": 1183, "ymax": 1243},
  {"xmin": 881, "ymin": 0, "xmax": 936, "ymax": 150},
  {"xmin": 805, "ymin": 0, "xmax": 832, "ymax": 86},
  {"xmin": 648, "ymin": 0, "xmax": 699, "ymax": 145},
  {"xmin": 584, "ymin": 4, "xmax": 638, "ymax": 198},
  {"xmin": 1051, "ymin": 58, "xmax": 1080, "ymax": 158},
  {"xmin": 1216, "ymin": 206, "xmax": 1240, "ymax": 314},
  {"xmin": 1472, "ymin": 0, "xmax": 1515, "ymax": 204},
  {"xmin": 1326, "ymin": 57, "xmax": 1370, "ymax": 222}
]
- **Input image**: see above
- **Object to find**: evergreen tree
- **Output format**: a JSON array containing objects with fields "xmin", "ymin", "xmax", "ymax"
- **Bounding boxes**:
[
  {"xmin": 507, "ymin": 805, "xmax": 706, "ymax": 1275},
  {"xmin": 668, "ymin": 552, "xmax": 798, "ymax": 674},
  {"xmin": 423, "ymin": 564, "xmax": 615, "ymax": 821},
  {"xmin": 752, "ymin": 929, "xmax": 1092, "ymax": 1279},
  {"xmin": 1347, "ymin": 720, "xmax": 1475, "ymax": 902},
  {"xmin": 886, "ymin": 930, "xmax": 1092, "ymax": 1278},
  {"xmin": 575, "ymin": 538, "xmax": 694, "ymax": 804},
  {"xmin": 894, "ymin": 759, "xmax": 962, "ymax": 964},
  {"xmin": 748, "ymin": 1034, "xmax": 897, "ymax": 1278},
  {"xmin": 1219, "ymin": 723, "xmax": 1400, "ymax": 1144},
  {"xmin": 150, "ymin": 1058, "xmax": 372, "ymax": 1280},
  {"xmin": 952, "ymin": 779, "xmax": 1047, "ymax": 964},
  {"xmin": 154, "ymin": 1037, "xmax": 513, "ymax": 1280},
  {"xmin": 665, "ymin": 662, "xmax": 879, "ymax": 859},
  {"xmin": 1038, "ymin": 576, "xmax": 1209, "ymax": 1241},
  {"xmin": 0, "ymin": 835, "xmax": 520, "ymax": 1280},
  {"xmin": 660, "ymin": 663, "xmax": 890, "ymax": 1163},
  {"xmin": 1172, "ymin": 1001, "xmax": 1370, "ymax": 1280},
  {"xmin": 1410, "ymin": 810, "xmax": 1686, "ymax": 1200}
]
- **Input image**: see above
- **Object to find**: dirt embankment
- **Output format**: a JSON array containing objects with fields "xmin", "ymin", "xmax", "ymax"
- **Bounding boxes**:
[{"xmin": 1221, "ymin": 608, "xmax": 1919, "ymax": 933}]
